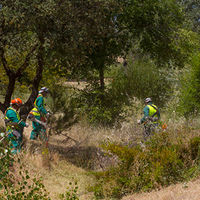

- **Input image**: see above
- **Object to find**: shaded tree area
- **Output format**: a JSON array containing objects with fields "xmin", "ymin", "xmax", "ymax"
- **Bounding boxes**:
[
  {"xmin": 179, "ymin": 0, "xmax": 200, "ymax": 32},
  {"xmin": 0, "ymin": 0, "xmax": 57, "ymax": 113},
  {"xmin": 52, "ymin": 0, "xmax": 130, "ymax": 90},
  {"xmin": 118, "ymin": 0, "xmax": 185, "ymax": 66},
  {"xmin": 0, "ymin": 0, "xmax": 188, "ymax": 116}
]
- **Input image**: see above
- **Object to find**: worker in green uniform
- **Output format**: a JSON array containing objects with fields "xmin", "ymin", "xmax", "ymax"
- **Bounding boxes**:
[
  {"xmin": 29, "ymin": 87, "xmax": 50, "ymax": 140},
  {"xmin": 137, "ymin": 97, "xmax": 160, "ymax": 140},
  {"xmin": 4, "ymin": 98, "xmax": 29, "ymax": 154}
]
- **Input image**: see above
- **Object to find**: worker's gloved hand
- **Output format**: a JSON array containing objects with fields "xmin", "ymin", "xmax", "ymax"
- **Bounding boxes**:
[
  {"xmin": 25, "ymin": 123, "xmax": 29, "ymax": 128},
  {"xmin": 0, "ymin": 132, "xmax": 5, "ymax": 137},
  {"xmin": 137, "ymin": 119, "xmax": 141, "ymax": 125},
  {"xmin": 46, "ymin": 112, "xmax": 51, "ymax": 118}
]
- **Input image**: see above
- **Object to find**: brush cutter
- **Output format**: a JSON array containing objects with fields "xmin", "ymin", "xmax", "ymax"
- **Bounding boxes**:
[{"xmin": 27, "ymin": 114, "xmax": 47, "ymax": 129}]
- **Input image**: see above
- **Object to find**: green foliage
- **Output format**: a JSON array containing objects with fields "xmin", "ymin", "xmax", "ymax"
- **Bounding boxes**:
[
  {"xmin": 0, "ymin": 133, "xmax": 81, "ymax": 199},
  {"xmin": 1, "ymin": 176, "xmax": 49, "ymax": 200},
  {"xmin": 88, "ymin": 182, "xmax": 104, "ymax": 200},
  {"xmin": 91, "ymin": 133, "xmax": 200, "ymax": 199},
  {"xmin": 179, "ymin": 53, "xmax": 200, "ymax": 118},
  {"xmin": 179, "ymin": 0, "xmax": 200, "ymax": 33},
  {"xmin": 47, "ymin": 84, "xmax": 78, "ymax": 134},
  {"xmin": 190, "ymin": 137, "xmax": 200, "ymax": 160},
  {"xmin": 59, "ymin": 182, "xmax": 79, "ymax": 200},
  {"xmin": 119, "ymin": 0, "xmax": 185, "ymax": 66},
  {"xmin": 74, "ymin": 85, "xmax": 124, "ymax": 126},
  {"xmin": 110, "ymin": 58, "xmax": 172, "ymax": 107},
  {"xmin": 0, "ymin": 135, "xmax": 49, "ymax": 199},
  {"xmin": 0, "ymin": 137, "xmax": 13, "ymax": 191},
  {"xmin": 170, "ymin": 28, "xmax": 200, "ymax": 67},
  {"xmin": 61, "ymin": 0, "xmax": 129, "ymax": 78}
]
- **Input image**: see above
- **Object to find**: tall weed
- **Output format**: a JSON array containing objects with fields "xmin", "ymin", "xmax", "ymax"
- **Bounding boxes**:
[{"xmin": 0, "ymin": 138, "xmax": 49, "ymax": 200}]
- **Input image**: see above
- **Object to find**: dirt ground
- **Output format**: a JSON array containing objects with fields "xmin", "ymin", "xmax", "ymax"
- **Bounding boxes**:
[{"xmin": 122, "ymin": 178, "xmax": 200, "ymax": 200}]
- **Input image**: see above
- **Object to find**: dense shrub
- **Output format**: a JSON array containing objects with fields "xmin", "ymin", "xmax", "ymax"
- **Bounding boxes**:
[
  {"xmin": 91, "ymin": 133, "xmax": 200, "ymax": 199},
  {"xmin": 47, "ymin": 84, "xmax": 78, "ymax": 134},
  {"xmin": 179, "ymin": 53, "xmax": 200, "ymax": 118},
  {"xmin": 190, "ymin": 137, "xmax": 200, "ymax": 161},
  {"xmin": 110, "ymin": 57, "xmax": 172, "ymax": 107},
  {"xmin": 74, "ymin": 85, "xmax": 124, "ymax": 126},
  {"xmin": 46, "ymin": 81, "xmax": 124, "ymax": 127}
]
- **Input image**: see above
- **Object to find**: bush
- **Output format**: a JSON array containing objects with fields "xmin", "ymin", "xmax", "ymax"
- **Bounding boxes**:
[
  {"xmin": 46, "ymin": 80, "xmax": 124, "ymax": 127},
  {"xmin": 190, "ymin": 136, "xmax": 200, "ymax": 161},
  {"xmin": 74, "ymin": 86, "xmax": 124, "ymax": 126},
  {"xmin": 179, "ymin": 53, "xmax": 200, "ymax": 118},
  {"xmin": 91, "ymin": 132, "xmax": 200, "ymax": 199},
  {"xmin": 110, "ymin": 57, "xmax": 172, "ymax": 107},
  {"xmin": 47, "ymin": 84, "xmax": 78, "ymax": 134}
]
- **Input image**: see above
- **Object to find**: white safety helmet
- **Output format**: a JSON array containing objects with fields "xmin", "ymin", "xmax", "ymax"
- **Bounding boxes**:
[
  {"xmin": 39, "ymin": 87, "xmax": 49, "ymax": 94},
  {"xmin": 145, "ymin": 97, "xmax": 152, "ymax": 103}
]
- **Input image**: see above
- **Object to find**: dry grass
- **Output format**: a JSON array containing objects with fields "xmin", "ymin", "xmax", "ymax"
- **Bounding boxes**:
[
  {"xmin": 15, "ymin": 148, "xmax": 96, "ymax": 200},
  {"xmin": 16, "ymin": 116, "xmax": 143, "ymax": 200},
  {"xmin": 1, "ymin": 109, "xmax": 200, "ymax": 200},
  {"xmin": 64, "ymin": 81, "xmax": 88, "ymax": 90},
  {"xmin": 122, "ymin": 178, "xmax": 200, "ymax": 200},
  {"xmin": 0, "ymin": 111, "xmax": 5, "ymax": 128},
  {"xmin": 21, "ymin": 125, "xmax": 96, "ymax": 199}
]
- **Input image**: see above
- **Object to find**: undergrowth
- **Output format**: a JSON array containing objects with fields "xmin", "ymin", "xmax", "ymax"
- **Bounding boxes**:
[
  {"xmin": 90, "ymin": 131, "xmax": 200, "ymax": 199},
  {"xmin": 0, "ymin": 136, "xmax": 79, "ymax": 200}
]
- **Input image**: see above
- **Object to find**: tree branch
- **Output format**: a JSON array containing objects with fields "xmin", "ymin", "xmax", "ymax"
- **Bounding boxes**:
[
  {"xmin": 0, "ymin": 102, "xmax": 5, "ymax": 113},
  {"xmin": 20, "ymin": 34, "xmax": 45, "ymax": 117},
  {"xmin": 15, "ymin": 43, "xmax": 38, "ymax": 77},
  {"xmin": 0, "ymin": 16, "xmax": 11, "ymax": 76},
  {"xmin": 3, "ymin": 73, "xmax": 16, "ymax": 112},
  {"xmin": 0, "ymin": 47, "xmax": 11, "ymax": 75}
]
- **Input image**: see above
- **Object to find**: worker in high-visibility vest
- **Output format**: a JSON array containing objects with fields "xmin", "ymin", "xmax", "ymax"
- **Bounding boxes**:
[
  {"xmin": 4, "ymin": 98, "xmax": 29, "ymax": 154},
  {"xmin": 137, "ymin": 97, "xmax": 160, "ymax": 140},
  {"xmin": 29, "ymin": 87, "xmax": 50, "ymax": 140}
]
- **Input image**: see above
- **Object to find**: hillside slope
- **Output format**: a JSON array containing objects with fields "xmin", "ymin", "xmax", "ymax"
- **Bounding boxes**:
[
  {"xmin": 122, "ymin": 178, "xmax": 200, "ymax": 200},
  {"xmin": 2, "ymin": 116, "xmax": 200, "ymax": 200}
]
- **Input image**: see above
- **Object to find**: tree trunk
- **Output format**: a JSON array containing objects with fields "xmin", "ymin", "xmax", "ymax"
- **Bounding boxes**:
[
  {"xmin": 0, "ymin": 43, "xmax": 38, "ymax": 114},
  {"xmin": 3, "ymin": 73, "xmax": 16, "ymax": 111},
  {"xmin": 0, "ymin": 73, "xmax": 16, "ymax": 113},
  {"xmin": 0, "ymin": 103, "xmax": 5, "ymax": 113},
  {"xmin": 20, "ymin": 34, "xmax": 44, "ymax": 118}
]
